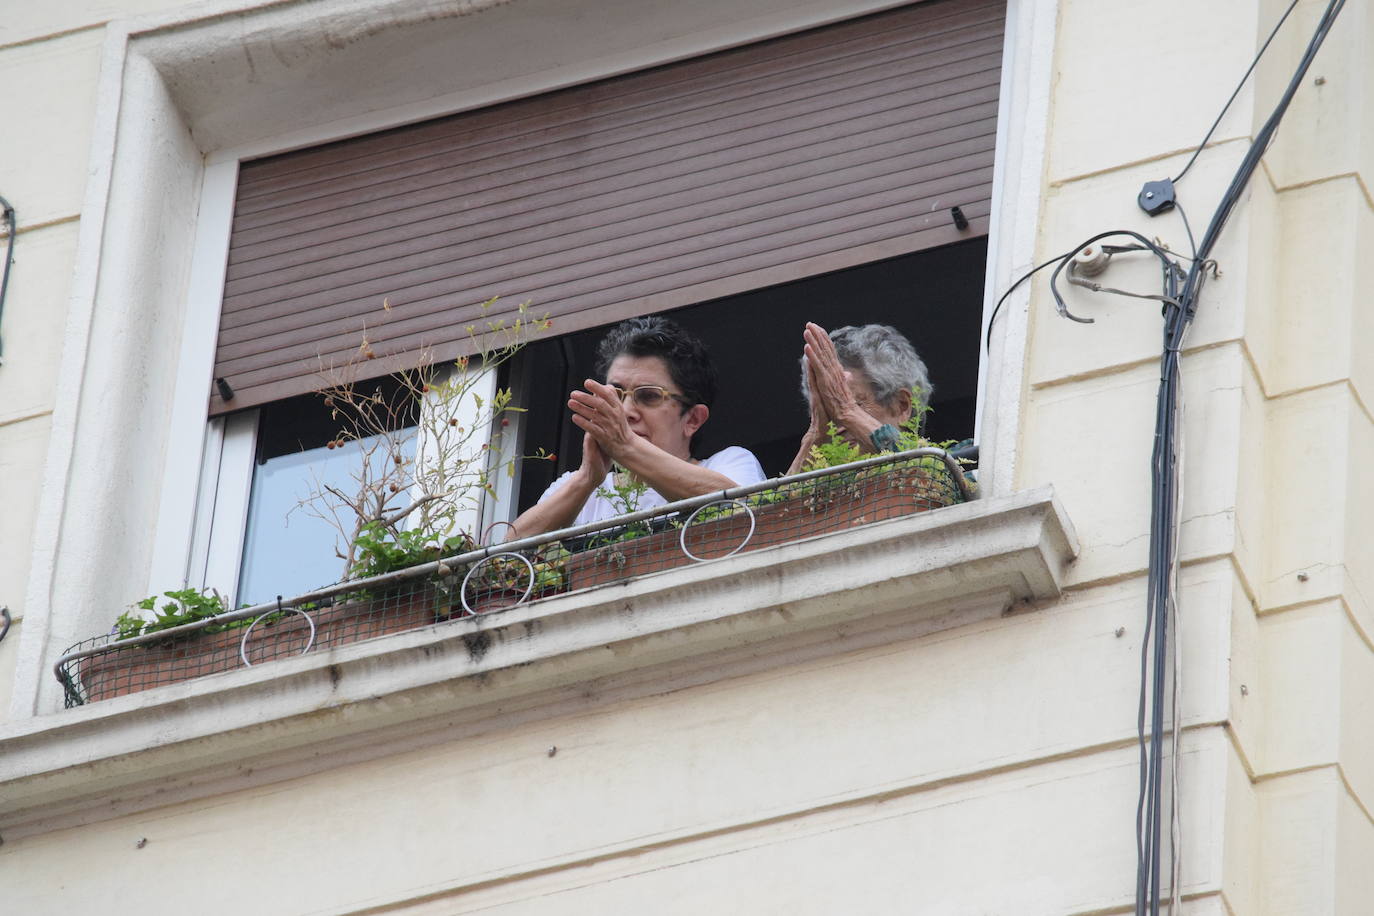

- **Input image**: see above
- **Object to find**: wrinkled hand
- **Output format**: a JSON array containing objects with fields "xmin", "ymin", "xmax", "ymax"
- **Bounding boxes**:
[
  {"xmin": 569, "ymin": 379, "xmax": 637, "ymax": 463},
  {"xmin": 803, "ymin": 357, "xmax": 830, "ymax": 438},
  {"xmin": 803, "ymin": 322, "xmax": 883, "ymax": 450},
  {"xmin": 804, "ymin": 323, "xmax": 863, "ymax": 433}
]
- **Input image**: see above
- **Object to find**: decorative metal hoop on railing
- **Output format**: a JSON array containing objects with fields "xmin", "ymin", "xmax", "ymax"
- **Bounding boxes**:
[
  {"xmin": 240, "ymin": 604, "xmax": 317, "ymax": 667},
  {"xmin": 679, "ymin": 499, "xmax": 756, "ymax": 562},
  {"xmin": 460, "ymin": 551, "xmax": 535, "ymax": 615}
]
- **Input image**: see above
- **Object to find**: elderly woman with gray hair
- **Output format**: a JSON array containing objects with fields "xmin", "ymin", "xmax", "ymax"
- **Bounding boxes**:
[{"xmin": 786, "ymin": 322, "xmax": 932, "ymax": 475}]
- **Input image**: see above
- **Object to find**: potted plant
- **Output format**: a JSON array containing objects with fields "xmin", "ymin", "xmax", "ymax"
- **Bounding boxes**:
[
  {"xmin": 458, "ymin": 542, "xmax": 569, "ymax": 615},
  {"xmin": 74, "ymin": 588, "xmax": 249, "ymax": 702},
  {"xmin": 68, "ymin": 301, "xmax": 552, "ymax": 704}
]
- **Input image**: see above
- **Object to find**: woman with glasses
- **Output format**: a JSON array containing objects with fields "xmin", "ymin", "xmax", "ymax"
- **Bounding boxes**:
[
  {"xmin": 786, "ymin": 322, "xmax": 932, "ymax": 475},
  {"xmin": 509, "ymin": 316, "xmax": 765, "ymax": 539}
]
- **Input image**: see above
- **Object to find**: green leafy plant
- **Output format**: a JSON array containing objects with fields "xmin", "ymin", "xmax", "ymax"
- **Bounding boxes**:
[
  {"xmin": 349, "ymin": 521, "xmax": 476, "ymax": 580},
  {"xmin": 801, "ymin": 421, "xmax": 865, "ymax": 471},
  {"xmin": 462, "ymin": 543, "xmax": 567, "ymax": 608},
  {"xmin": 114, "ymin": 588, "xmax": 235, "ymax": 641},
  {"xmin": 589, "ymin": 469, "xmax": 654, "ymax": 545},
  {"xmin": 530, "ymin": 542, "xmax": 570, "ymax": 591},
  {"xmin": 109, "ymin": 303, "xmax": 553, "ymax": 642},
  {"xmin": 799, "ymin": 390, "xmax": 946, "ymax": 472}
]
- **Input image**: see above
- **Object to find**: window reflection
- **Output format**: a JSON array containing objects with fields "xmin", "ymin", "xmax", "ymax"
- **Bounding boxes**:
[{"xmin": 238, "ymin": 430, "xmax": 417, "ymax": 606}]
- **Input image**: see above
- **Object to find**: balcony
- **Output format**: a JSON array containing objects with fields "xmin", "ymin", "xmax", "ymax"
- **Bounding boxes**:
[
  {"xmin": 57, "ymin": 450, "xmax": 978, "ymax": 705},
  {"xmin": 1, "ymin": 452, "xmax": 1075, "ymax": 841}
]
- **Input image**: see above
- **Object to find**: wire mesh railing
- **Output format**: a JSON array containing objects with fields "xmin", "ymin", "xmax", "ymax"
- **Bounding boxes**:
[{"xmin": 55, "ymin": 448, "xmax": 971, "ymax": 706}]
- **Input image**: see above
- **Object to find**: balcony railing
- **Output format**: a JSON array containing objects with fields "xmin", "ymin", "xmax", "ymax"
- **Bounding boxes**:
[{"xmin": 55, "ymin": 448, "xmax": 973, "ymax": 707}]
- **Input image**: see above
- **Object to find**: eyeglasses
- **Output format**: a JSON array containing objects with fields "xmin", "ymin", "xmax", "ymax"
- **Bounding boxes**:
[{"xmin": 609, "ymin": 385, "xmax": 688, "ymax": 409}]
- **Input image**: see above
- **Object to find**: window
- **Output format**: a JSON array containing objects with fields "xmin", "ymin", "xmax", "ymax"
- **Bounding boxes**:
[
  {"xmin": 188, "ymin": 0, "xmax": 1003, "ymax": 602},
  {"xmin": 13, "ymin": 0, "xmax": 1056, "ymax": 723},
  {"xmin": 191, "ymin": 369, "xmax": 505, "ymax": 606},
  {"xmin": 235, "ymin": 398, "xmax": 419, "ymax": 606}
]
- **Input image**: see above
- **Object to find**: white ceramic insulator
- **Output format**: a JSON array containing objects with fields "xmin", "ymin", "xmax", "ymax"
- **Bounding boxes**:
[{"xmin": 1073, "ymin": 244, "xmax": 1111, "ymax": 277}]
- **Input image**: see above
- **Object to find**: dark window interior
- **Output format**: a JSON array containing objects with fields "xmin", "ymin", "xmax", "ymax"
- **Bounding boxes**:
[
  {"xmin": 254, "ymin": 374, "xmax": 418, "ymax": 464},
  {"xmin": 516, "ymin": 236, "xmax": 986, "ymax": 511}
]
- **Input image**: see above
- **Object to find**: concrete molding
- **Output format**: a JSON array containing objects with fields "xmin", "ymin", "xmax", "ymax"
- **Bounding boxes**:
[{"xmin": 0, "ymin": 487, "xmax": 1075, "ymax": 841}]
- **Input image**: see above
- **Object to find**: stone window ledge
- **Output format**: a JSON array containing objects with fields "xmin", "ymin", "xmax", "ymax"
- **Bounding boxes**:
[{"xmin": 0, "ymin": 487, "xmax": 1075, "ymax": 841}]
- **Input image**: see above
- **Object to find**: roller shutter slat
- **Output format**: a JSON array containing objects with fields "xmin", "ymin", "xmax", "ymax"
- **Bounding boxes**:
[{"xmin": 211, "ymin": 0, "xmax": 1003, "ymax": 415}]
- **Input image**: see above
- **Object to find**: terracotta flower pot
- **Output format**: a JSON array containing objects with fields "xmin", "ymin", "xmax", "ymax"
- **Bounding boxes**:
[
  {"xmin": 75, "ymin": 583, "xmax": 446, "ymax": 703},
  {"xmin": 565, "ymin": 463, "xmax": 959, "ymax": 591}
]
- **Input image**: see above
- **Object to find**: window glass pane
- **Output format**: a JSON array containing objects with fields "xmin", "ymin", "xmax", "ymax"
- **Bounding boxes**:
[{"xmin": 238, "ymin": 429, "xmax": 417, "ymax": 607}]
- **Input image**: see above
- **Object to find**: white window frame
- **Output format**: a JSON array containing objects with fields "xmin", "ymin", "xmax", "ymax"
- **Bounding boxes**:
[{"xmin": 184, "ymin": 366, "xmax": 511, "ymax": 606}]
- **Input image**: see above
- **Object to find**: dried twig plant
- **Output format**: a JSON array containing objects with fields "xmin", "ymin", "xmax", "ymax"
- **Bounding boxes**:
[{"xmin": 300, "ymin": 298, "xmax": 551, "ymax": 578}]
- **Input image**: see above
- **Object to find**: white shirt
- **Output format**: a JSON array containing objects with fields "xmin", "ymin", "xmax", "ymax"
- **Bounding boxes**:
[{"xmin": 538, "ymin": 446, "xmax": 767, "ymax": 527}]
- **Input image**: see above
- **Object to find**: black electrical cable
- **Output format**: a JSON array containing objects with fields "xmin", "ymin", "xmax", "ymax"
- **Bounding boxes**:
[
  {"xmin": 983, "ymin": 248, "xmax": 1077, "ymax": 353},
  {"xmin": 1024, "ymin": 228, "xmax": 1190, "ymax": 916},
  {"xmin": 1175, "ymin": 201, "xmax": 1198, "ymax": 263},
  {"xmin": 1133, "ymin": 3, "xmax": 1345, "ymax": 913},
  {"xmin": 984, "ymin": 233, "xmax": 1207, "ymax": 354},
  {"xmin": 1045, "ymin": 230, "xmax": 1182, "ymax": 323},
  {"xmin": 0, "ymin": 195, "xmax": 14, "ymax": 365},
  {"xmin": 1172, "ymin": 0, "xmax": 1300, "ymax": 184}
]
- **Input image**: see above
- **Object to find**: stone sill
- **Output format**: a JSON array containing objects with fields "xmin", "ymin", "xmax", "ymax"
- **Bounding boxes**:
[{"xmin": 0, "ymin": 487, "xmax": 1075, "ymax": 841}]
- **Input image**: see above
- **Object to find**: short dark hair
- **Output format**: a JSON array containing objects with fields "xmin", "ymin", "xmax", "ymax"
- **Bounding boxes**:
[
  {"xmin": 595, "ymin": 315, "xmax": 717, "ymax": 453},
  {"xmin": 595, "ymin": 316, "xmax": 717, "ymax": 407}
]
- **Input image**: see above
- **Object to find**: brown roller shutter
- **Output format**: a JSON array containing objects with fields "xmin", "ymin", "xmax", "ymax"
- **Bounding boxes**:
[{"xmin": 211, "ymin": 0, "xmax": 1004, "ymax": 415}]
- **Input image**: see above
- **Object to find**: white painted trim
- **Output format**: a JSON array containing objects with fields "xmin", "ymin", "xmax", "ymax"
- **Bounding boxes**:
[
  {"xmin": 147, "ymin": 159, "xmax": 239, "ymax": 594},
  {"xmin": 9, "ymin": 25, "xmax": 133, "ymax": 720},
  {"xmin": 482, "ymin": 355, "xmax": 532, "ymax": 535},
  {"xmin": 412, "ymin": 366, "xmax": 500, "ymax": 541},
  {"xmin": 0, "ymin": 487, "xmax": 1076, "ymax": 840},
  {"xmin": 186, "ymin": 417, "xmax": 226, "ymax": 591},
  {"xmin": 194, "ymin": 0, "xmax": 921, "ymax": 165},
  {"xmin": 975, "ymin": 0, "xmax": 1057, "ymax": 497},
  {"xmin": 204, "ymin": 410, "xmax": 259, "ymax": 604}
]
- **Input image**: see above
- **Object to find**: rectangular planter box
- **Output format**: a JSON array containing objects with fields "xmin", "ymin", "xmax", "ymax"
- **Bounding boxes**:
[
  {"xmin": 74, "ymin": 585, "xmax": 446, "ymax": 703},
  {"xmin": 565, "ymin": 462, "xmax": 962, "ymax": 590}
]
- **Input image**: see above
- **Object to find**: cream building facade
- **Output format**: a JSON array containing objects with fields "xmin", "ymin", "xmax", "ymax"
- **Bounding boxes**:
[{"xmin": 0, "ymin": 0, "xmax": 1370, "ymax": 913}]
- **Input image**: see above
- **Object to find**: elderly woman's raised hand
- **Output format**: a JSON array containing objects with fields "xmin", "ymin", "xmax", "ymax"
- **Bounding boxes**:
[
  {"xmin": 802, "ymin": 323, "xmax": 854, "ymax": 419},
  {"xmin": 803, "ymin": 322, "xmax": 880, "ymax": 449},
  {"xmin": 803, "ymin": 358, "xmax": 830, "ymax": 439}
]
